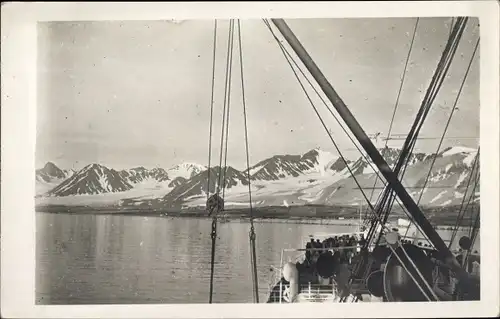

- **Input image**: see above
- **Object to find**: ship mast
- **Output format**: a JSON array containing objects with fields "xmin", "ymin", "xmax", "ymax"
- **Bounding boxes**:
[{"xmin": 270, "ymin": 19, "xmax": 472, "ymax": 283}]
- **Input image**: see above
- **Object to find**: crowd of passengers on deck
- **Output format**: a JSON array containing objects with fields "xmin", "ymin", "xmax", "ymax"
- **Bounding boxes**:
[
  {"xmin": 293, "ymin": 235, "xmax": 463, "ymax": 281},
  {"xmin": 291, "ymin": 235, "xmax": 368, "ymax": 287},
  {"xmin": 269, "ymin": 232, "xmax": 481, "ymax": 303}
]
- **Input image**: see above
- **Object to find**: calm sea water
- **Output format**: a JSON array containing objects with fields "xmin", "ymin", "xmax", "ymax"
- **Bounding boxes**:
[{"xmin": 35, "ymin": 212, "xmax": 479, "ymax": 304}]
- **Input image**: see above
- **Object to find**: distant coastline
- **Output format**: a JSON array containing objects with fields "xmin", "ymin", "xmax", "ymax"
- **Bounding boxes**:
[{"xmin": 35, "ymin": 202, "xmax": 479, "ymax": 228}]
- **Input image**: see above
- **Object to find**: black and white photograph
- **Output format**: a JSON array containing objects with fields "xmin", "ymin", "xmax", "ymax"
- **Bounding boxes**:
[{"xmin": 1, "ymin": 1, "xmax": 499, "ymax": 318}]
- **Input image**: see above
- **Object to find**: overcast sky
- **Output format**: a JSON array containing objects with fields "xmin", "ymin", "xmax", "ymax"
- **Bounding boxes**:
[{"xmin": 36, "ymin": 17, "xmax": 480, "ymax": 171}]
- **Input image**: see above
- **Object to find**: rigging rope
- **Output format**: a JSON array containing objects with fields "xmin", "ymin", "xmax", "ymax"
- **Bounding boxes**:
[
  {"xmin": 466, "ymin": 182, "xmax": 480, "ymax": 239},
  {"xmin": 218, "ymin": 20, "xmax": 236, "ymax": 194},
  {"xmin": 393, "ymin": 19, "xmax": 468, "ymax": 212},
  {"xmin": 399, "ymin": 17, "xmax": 467, "ymax": 166},
  {"xmin": 222, "ymin": 21, "xmax": 236, "ymax": 200},
  {"xmin": 208, "ymin": 217, "xmax": 218, "ymax": 304},
  {"xmin": 376, "ymin": 20, "xmax": 472, "ymax": 295},
  {"xmin": 366, "ymin": 17, "xmax": 420, "ymax": 207},
  {"xmin": 343, "ymin": 17, "xmax": 470, "ymax": 302},
  {"xmin": 369, "ymin": 18, "xmax": 468, "ymax": 255},
  {"xmin": 469, "ymin": 204, "xmax": 480, "ymax": 239},
  {"xmin": 264, "ymin": 20, "xmax": 434, "ymax": 268},
  {"xmin": 466, "ymin": 199, "xmax": 477, "ymax": 237},
  {"xmin": 464, "ymin": 204, "xmax": 480, "ymax": 264},
  {"xmin": 264, "ymin": 24, "xmax": 416, "ymax": 264},
  {"xmin": 468, "ymin": 205, "xmax": 478, "ymax": 239},
  {"xmin": 402, "ymin": 37, "xmax": 480, "ymax": 240},
  {"xmin": 361, "ymin": 17, "xmax": 420, "ymax": 238},
  {"xmin": 462, "ymin": 173, "xmax": 480, "ymax": 230},
  {"xmin": 447, "ymin": 150, "xmax": 480, "ymax": 249},
  {"xmin": 262, "ymin": 19, "xmax": 376, "ymax": 213},
  {"xmin": 262, "ymin": 20, "xmax": 426, "ymax": 229},
  {"xmin": 207, "ymin": 20, "xmax": 218, "ymax": 200},
  {"xmin": 262, "ymin": 19, "xmax": 420, "ymax": 224},
  {"xmin": 394, "ymin": 18, "xmax": 467, "ymax": 182},
  {"xmin": 261, "ymin": 24, "xmax": 429, "ymax": 300},
  {"xmin": 368, "ymin": 17, "xmax": 468, "ymax": 249},
  {"xmin": 455, "ymin": 169, "xmax": 480, "ymax": 245},
  {"xmin": 385, "ymin": 241, "xmax": 437, "ymax": 301},
  {"xmin": 354, "ymin": 19, "xmax": 468, "ymax": 292},
  {"xmin": 362, "ymin": 17, "xmax": 428, "ymax": 251},
  {"xmin": 237, "ymin": 19, "xmax": 260, "ymax": 303},
  {"xmin": 264, "ymin": 17, "xmax": 472, "ymax": 302},
  {"xmin": 207, "ymin": 19, "xmax": 219, "ymax": 304},
  {"xmin": 209, "ymin": 19, "xmax": 235, "ymax": 303}
]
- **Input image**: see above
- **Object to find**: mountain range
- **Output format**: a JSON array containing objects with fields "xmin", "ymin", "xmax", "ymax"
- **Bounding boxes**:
[{"xmin": 35, "ymin": 146, "xmax": 480, "ymax": 209}]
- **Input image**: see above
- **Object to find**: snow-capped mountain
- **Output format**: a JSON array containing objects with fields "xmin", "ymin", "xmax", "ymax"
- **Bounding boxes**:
[
  {"xmin": 40, "ymin": 163, "xmax": 173, "ymax": 197},
  {"xmin": 46, "ymin": 163, "xmax": 133, "ymax": 196},
  {"xmin": 404, "ymin": 146, "xmax": 480, "ymax": 206},
  {"xmin": 35, "ymin": 162, "xmax": 75, "ymax": 195},
  {"xmin": 163, "ymin": 166, "xmax": 249, "ymax": 204},
  {"xmin": 167, "ymin": 162, "xmax": 207, "ymax": 180},
  {"xmin": 312, "ymin": 146, "xmax": 479, "ymax": 207},
  {"xmin": 119, "ymin": 167, "xmax": 169, "ymax": 184},
  {"xmin": 36, "ymin": 162, "xmax": 67, "ymax": 182},
  {"xmin": 347, "ymin": 147, "xmax": 435, "ymax": 176},
  {"xmin": 249, "ymin": 148, "xmax": 339, "ymax": 181},
  {"xmin": 35, "ymin": 146, "xmax": 480, "ymax": 209}
]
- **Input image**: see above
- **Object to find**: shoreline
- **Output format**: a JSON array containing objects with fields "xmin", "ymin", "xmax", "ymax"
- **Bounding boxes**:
[{"xmin": 35, "ymin": 210, "xmax": 476, "ymax": 230}]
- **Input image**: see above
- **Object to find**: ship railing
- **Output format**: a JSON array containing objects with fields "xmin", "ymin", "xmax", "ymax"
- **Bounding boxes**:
[
  {"xmin": 299, "ymin": 282, "xmax": 339, "ymax": 297},
  {"xmin": 268, "ymin": 246, "xmax": 363, "ymax": 303},
  {"xmin": 269, "ymin": 281, "xmax": 340, "ymax": 303}
]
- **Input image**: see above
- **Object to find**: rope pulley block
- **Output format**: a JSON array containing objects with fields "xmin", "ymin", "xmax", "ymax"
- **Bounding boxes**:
[
  {"xmin": 249, "ymin": 227, "xmax": 256, "ymax": 241},
  {"xmin": 207, "ymin": 192, "xmax": 224, "ymax": 216}
]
